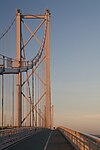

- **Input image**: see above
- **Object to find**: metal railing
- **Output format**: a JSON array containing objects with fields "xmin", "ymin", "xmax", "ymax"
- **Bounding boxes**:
[
  {"xmin": 58, "ymin": 126, "xmax": 100, "ymax": 150},
  {"xmin": 0, "ymin": 127, "xmax": 45, "ymax": 149},
  {"xmin": 0, "ymin": 55, "xmax": 28, "ymax": 69},
  {"xmin": 0, "ymin": 54, "xmax": 43, "ymax": 74}
]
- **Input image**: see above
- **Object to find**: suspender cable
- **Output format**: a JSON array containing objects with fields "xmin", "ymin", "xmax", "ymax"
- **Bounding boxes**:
[
  {"xmin": 2, "ymin": 75, "xmax": 4, "ymax": 129},
  {"xmin": 12, "ymin": 74, "xmax": 14, "ymax": 127}
]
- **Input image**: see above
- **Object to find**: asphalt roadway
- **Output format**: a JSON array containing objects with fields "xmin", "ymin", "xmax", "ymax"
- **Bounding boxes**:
[{"xmin": 5, "ymin": 129, "xmax": 75, "ymax": 150}]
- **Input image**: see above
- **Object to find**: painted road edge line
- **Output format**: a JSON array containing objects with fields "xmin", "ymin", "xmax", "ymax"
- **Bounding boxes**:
[{"xmin": 44, "ymin": 131, "xmax": 52, "ymax": 150}]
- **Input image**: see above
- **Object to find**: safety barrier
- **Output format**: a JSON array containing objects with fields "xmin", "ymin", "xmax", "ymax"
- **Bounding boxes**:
[
  {"xmin": 0, "ymin": 127, "xmax": 45, "ymax": 149},
  {"xmin": 58, "ymin": 126, "xmax": 100, "ymax": 150}
]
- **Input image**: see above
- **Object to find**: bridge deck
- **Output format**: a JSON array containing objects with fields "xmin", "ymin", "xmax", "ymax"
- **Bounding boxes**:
[{"xmin": 6, "ymin": 129, "xmax": 75, "ymax": 150}]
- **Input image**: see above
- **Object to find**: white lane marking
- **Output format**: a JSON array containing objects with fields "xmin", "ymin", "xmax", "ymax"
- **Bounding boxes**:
[{"xmin": 44, "ymin": 131, "xmax": 52, "ymax": 150}]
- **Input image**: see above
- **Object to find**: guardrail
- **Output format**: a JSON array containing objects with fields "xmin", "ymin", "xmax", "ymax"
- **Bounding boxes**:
[
  {"xmin": 58, "ymin": 126, "xmax": 100, "ymax": 150},
  {"xmin": 0, "ymin": 54, "xmax": 42, "ymax": 74},
  {"xmin": 0, "ymin": 54, "xmax": 28, "ymax": 69},
  {"xmin": 0, "ymin": 127, "xmax": 45, "ymax": 149}
]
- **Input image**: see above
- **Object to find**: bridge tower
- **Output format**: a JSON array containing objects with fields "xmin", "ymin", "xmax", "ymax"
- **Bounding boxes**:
[{"xmin": 16, "ymin": 9, "xmax": 51, "ymax": 128}]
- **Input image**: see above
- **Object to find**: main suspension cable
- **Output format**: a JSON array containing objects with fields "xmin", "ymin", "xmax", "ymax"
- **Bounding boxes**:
[{"xmin": 0, "ymin": 17, "xmax": 16, "ymax": 40}]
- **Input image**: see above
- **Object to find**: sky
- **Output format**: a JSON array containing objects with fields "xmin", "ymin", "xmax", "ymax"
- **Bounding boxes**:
[{"xmin": 0, "ymin": 0, "xmax": 100, "ymax": 134}]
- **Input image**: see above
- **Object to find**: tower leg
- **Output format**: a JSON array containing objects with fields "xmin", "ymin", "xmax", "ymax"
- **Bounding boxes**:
[
  {"xmin": 45, "ymin": 10, "xmax": 51, "ymax": 128},
  {"xmin": 16, "ymin": 9, "xmax": 22, "ymax": 127}
]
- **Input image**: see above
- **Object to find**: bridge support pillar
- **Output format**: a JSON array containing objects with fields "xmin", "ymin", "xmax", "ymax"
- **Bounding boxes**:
[
  {"xmin": 45, "ymin": 10, "xmax": 51, "ymax": 129},
  {"xmin": 16, "ymin": 9, "xmax": 22, "ymax": 127}
]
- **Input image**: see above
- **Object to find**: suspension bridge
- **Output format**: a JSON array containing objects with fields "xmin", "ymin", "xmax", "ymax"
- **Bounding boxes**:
[{"xmin": 0, "ymin": 9, "xmax": 100, "ymax": 150}]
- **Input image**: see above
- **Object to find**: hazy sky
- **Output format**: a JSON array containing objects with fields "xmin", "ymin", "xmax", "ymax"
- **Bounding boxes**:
[{"xmin": 0, "ymin": 0, "xmax": 100, "ymax": 134}]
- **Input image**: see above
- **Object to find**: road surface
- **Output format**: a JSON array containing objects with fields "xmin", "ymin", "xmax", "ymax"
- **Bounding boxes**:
[{"xmin": 5, "ymin": 129, "xmax": 75, "ymax": 150}]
